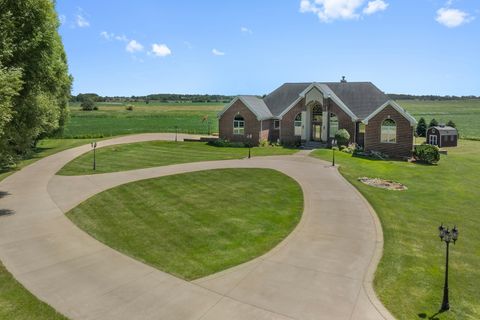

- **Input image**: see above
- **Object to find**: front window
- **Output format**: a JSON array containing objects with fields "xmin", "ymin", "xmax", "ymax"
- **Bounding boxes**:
[
  {"xmin": 381, "ymin": 119, "xmax": 396, "ymax": 143},
  {"xmin": 329, "ymin": 113, "xmax": 339, "ymax": 138},
  {"xmin": 359, "ymin": 123, "xmax": 366, "ymax": 134},
  {"xmin": 233, "ymin": 115, "xmax": 245, "ymax": 135},
  {"xmin": 294, "ymin": 113, "xmax": 302, "ymax": 136},
  {"xmin": 273, "ymin": 120, "xmax": 280, "ymax": 130}
]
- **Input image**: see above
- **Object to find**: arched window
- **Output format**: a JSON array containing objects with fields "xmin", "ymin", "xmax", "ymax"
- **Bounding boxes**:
[
  {"xmin": 294, "ymin": 113, "xmax": 302, "ymax": 136},
  {"xmin": 329, "ymin": 113, "xmax": 339, "ymax": 138},
  {"xmin": 233, "ymin": 115, "xmax": 245, "ymax": 135},
  {"xmin": 381, "ymin": 119, "xmax": 396, "ymax": 143}
]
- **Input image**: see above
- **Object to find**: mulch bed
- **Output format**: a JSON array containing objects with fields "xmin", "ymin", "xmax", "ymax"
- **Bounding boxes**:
[{"xmin": 358, "ymin": 177, "xmax": 408, "ymax": 191}]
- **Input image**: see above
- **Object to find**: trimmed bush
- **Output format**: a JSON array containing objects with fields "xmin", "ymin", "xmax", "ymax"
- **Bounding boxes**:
[
  {"xmin": 207, "ymin": 139, "xmax": 245, "ymax": 148},
  {"xmin": 415, "ymin": 144, "xmax": 440, "ymax": 164},
  {"xmin": 335, "ymin": 129, "xmax": 350, "ymax": 147}
]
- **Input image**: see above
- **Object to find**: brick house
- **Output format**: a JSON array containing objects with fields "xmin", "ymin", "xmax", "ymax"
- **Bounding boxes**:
[{"xmin": 218, "ymin": 80, "xmax": 417, "ymax": 158}]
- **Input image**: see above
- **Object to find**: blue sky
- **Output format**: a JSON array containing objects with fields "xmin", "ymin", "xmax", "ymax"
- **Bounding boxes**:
[{"xmin": 56, "ymin": 1, "xmax": 480, "ymax": 96}]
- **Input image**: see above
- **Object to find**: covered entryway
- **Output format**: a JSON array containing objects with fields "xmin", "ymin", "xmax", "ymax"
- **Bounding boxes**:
[{"xmin": 311, "ymin": 105, "xmax": 323, "ymax": 142}]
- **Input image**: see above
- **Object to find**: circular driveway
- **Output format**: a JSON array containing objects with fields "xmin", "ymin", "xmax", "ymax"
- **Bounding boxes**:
[{"xmin": 0, "ymin": 134, "xmax": 394, "ymax": 320}]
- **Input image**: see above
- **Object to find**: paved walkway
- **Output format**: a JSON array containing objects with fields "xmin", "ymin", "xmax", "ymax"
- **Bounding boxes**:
[{"xmin": 0, "ymin": 133, "xmax": 394, "ymax": 320}]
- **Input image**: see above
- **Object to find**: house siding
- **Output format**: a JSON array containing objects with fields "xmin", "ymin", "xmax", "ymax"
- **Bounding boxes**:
[
  {"xmin": 280, "ymin": 99, "xmax": 306, "ymax": 144},
  {"xmin": 219, "ymin": 100, "xmax": 261, "ymax": 145},
  {"xmin": 328, "ymin": 100, "xmax": 355, "ymax": 143},
  {"xmin": 364, "ymin": 105, "xmax": 414, "ymax": 158}
]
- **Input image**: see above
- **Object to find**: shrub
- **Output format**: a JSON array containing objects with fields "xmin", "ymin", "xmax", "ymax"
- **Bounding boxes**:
[
  {"xmin": 446, "ymin": 120, "xmax": 456, "ymax": 128},
  {"xmin": 414, "ymin": 144, "xmax": 440, "ymax": 164},
  {"xmin": 259, "ymin": 139, "xmax": 269, "ymax": 147},
  {"xmin": 125, "ymin": 105, "xmax": 134, "ymax": 111},
  {"xmin": 335, "ymin": 129, "xmax": 350, "ymax": 147},
  {"xmin": 429, "ymin": 118, "xmax": 439, "ymax": 128},
  {"xmin": 81, "ymin": 98, "xmax": 96, "ymax": 111},
  {"xmin": 207, "ymin": 139, "xmax": 245, "ymax": 148}
]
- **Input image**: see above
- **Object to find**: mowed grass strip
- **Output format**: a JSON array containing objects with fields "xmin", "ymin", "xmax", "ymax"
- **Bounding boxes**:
[
  {"xmin": 311, "ymin": 140, "xmax": 480, "ymax": 320},
  {"xmin": 58, "ymin": 141, "xmax": 297, "ymax": 176},
  {"xmin": 66, "ymin": 169, "xmax": 303, "ymax": 280}
]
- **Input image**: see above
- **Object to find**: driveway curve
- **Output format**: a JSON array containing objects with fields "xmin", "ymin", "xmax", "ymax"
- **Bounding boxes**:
[{"xmin": 0, "ymin": 133, "xmax": 394, "ymax": 320}]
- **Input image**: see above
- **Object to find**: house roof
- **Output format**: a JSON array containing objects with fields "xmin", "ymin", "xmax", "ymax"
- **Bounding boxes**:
[
  {"xmin": 429, "ymin": 126, "xmax": 458, "ymax": 136},
  {"xmin": 220, "ymin": 81, "xmax": 414, "ymax": 123}
]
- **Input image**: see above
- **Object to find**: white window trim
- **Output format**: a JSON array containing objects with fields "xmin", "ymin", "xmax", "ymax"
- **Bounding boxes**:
[
  {"xmin": 380, "ymin": 119, "xmax": 397, "ymax": 144},
  {"xmin": 294, "ymin": 113, "xmax": 302, "ymax": 136},
  {"xmin": 273, "ymin": 120, "xmax": 280, "ymax": 130},
  {"xmin": 233, "ymin": 115, "xmax": 245, "ymax": 135}
]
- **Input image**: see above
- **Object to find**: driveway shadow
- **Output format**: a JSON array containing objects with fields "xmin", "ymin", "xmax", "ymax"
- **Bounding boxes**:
[
  {"xmin": 0, "ymin": 209, "xmax": 14, "ymax": 217},
  {"xmin": 0, "ymin": 191, "xmax": 11, "ymax": 199}
]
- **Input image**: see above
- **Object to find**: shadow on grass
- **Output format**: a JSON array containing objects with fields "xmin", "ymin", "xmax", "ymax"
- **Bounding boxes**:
[
  {"xmin": 0, "ymin": 191, "xmax": 10, "ymax": 199},
  {"xmin": 418, "ymin": 309, "xmax": 447, "ymax": 320}
]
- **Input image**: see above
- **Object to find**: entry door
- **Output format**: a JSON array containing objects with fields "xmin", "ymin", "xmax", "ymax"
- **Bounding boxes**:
[
  {"xmin": 312, "ymin": 124, "xmax": 322, "ymax": 141},
  {"xmin": 429, "ymin": 135, "xmax": 438, "ymax": 145}
]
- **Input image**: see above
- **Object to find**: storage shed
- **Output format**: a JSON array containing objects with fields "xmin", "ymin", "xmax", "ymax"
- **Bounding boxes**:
[{"xmin": 426, "ymin": 125, "xmax": 458, "ymax": 147}]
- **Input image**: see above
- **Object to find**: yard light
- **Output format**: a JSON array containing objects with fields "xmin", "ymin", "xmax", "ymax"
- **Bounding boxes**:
[
  {"xmin": 174, "ymin": 126, "xmax": 179, "ymax": 142},
  {"xmin": 91, "ymin": 141, "xmax": 97, "ymax": 171},
  {"xmin": 332, "ymin": 139, "xmax": 337, "ymax": 166},
  {"xmin": 246, "ymin": 134, "xmax": 253, "ymax": 159},
  {"xmin": 438, "ymin": 224, "xmax": 459, "ymax": 311}
]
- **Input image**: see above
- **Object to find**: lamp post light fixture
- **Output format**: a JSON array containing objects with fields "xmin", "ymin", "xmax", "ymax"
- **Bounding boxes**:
[
  {"xmin": 91, "ymin": 141, "xmax": 97, "ymax": 171},
  {"xmin": 246, "ymin": 133, "xmax": 253, "ymax": 159},
  {"xmin": 438, "ymin": 224, "xmax": 459, "ymax": 311},
  {"xmin": 331, "ymin": 138, "xmax": 337, "ymax": 166}
]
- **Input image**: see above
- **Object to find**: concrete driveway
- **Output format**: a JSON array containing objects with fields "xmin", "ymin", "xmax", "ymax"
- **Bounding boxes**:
[{"xmin": 0, "ymin": 133, "xmax": 394, "ymax": 320}]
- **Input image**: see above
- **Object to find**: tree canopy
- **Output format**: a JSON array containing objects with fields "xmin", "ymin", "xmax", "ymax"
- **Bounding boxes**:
[{"xmin": 0, "ymin": 0, "xmax": 72, "ymax": 167}]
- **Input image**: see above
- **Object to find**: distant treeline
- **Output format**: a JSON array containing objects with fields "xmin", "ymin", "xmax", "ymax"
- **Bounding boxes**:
[
  {"xmin": 71, "ymin": 93, "xmax": 234, "ymax": 103},
  {"xmin": 388, "ymin": 94, "xmax": 480, "ymax": 101}
]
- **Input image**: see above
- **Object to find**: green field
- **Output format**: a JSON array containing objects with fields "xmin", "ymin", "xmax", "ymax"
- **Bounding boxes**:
[
  {"xmin": 67, "ymin": 169, "xmax": 303, "ymax": 280},
  {"xmin": 400, "ymin": 99, "xmax": 480, "ymax": 139},
  {"xmin": 58, "ymin": 141, "xmax": 297, "ymax": 175},
  {"xmin": 312, "ymin": 141, "xmax": 480, "ymax": 320},
  {"xmin": 63, "ymin": 102, "xmax": 223, "ymax": 138}
]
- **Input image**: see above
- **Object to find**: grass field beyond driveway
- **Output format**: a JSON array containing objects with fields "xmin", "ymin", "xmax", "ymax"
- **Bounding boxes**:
[
  {"xmin": 58, "ymin": 141, "xmax": 297, "ymax": 175},
  {"xmin": 312, "ymin": 141, "xmax": 480, "ymax": 320},
  {"xmin": 66, "ymin": 169, "xmax": 303, "ymax": 280}
]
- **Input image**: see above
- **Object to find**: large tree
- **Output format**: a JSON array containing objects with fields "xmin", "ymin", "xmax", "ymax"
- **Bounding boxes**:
[{"xmin": 0, "ymin": 0, "xmax": 72, "ymax": 167}]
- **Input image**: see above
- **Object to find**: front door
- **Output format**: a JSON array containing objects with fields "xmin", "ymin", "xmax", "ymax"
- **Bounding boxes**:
[
  {"xmin": 312, "ymin": 124, "xmax": 322, "ymax": 141},
  {"xmin": 429, "ymin": 135, "xmax": 438, "ymax": 145}
]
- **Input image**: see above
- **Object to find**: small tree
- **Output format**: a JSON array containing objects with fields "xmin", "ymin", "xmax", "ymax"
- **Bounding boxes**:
[
  {"xmin": 335, "ymin": 129, "xmax": 350, "ymax": 147},
  {"xmin": 81, "ymin": 98, "xmax": 96, "ymax": 111},
  {"xmin": 446, "ymin": 120, "xmax": 456, "ymax": 128},
  {"xmin": 416, "ymin": 117, "xmax": 427, "ymax": 137},
  {"xmin": 429, "ymin": 118, "xmax": 439, "ymax": 128}
]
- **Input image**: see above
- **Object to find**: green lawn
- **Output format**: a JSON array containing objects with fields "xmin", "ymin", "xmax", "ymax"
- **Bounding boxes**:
[
  {"xmin": 63, "ymin": 102, "xmax": 223, "ymax": 138},
  {"xmin": 311, "ymin": 140, "xmax": 480, "ymax": 320},
  {"xmin": 58, "ymin": 141, "xmax": 297, "ymax": 176},
  {"xmin": 66, "ymin": 169, "xmax": 303, "ymax": 280},
  {"xmin": 400, "ymin": 99, "xmax": 480, "ymax": 140}
]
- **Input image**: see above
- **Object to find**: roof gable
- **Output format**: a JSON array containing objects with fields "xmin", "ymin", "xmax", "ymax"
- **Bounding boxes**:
[
  {"xmin": 363, "ymin": 100, "xmax": 417, "ymax": 126},
  {"xmin": 218, "ymin": 96, "xmax": 273, "ymax": 120}
]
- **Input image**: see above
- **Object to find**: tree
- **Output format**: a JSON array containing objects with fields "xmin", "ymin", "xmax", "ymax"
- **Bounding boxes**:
[
  {"xmin": 335, "ymin": 129, "xmax": 350, "ymax": 147},
  {"xmin": 429, "ymin": 118, "xmax": 439, "ymax": 128},
  {"xmin": 446, "ymin": 120, "xmax": 456, "ymax": 128},
  {"xmin": 81, "ymin": 98, "xmax": 96, "ymax": 111},
  {"xmin": 0, "ymin": 0, "xmax": 72, "ymax": 167},
  {"xmin": 416, "ymin": 117, "xmax": 427, "ymax": 137}
]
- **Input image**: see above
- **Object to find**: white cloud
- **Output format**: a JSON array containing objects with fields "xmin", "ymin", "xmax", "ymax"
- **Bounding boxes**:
[
  {"xmin": 212, "ymin": 48, "xmax": 225, "ymax": 56},
  {"xmin": 150, "ymin": 43, "xmax": 172, "ymax": 57},
  {"xmin": 300, "ymin": 0, "xmax": 389, "ymax": 22},
  {"xmin": 75, "ymin": 14, "xmax": 90, "ymax": 28},
  {"xmin": 115, "ymin": 34, "xmax": 128, "ymax": 42},
  {"xmin": 436, "ymin": 7, "xmax": 472, "ymax": 28},
  {"xmin": 126, "ymin": 40, "xmax": 144, "ymax": 53},
  {"xmin": 363, "ymin": 0, "xmax": 388, "ymax": 15},
  {"xmin": 241, "ymin": 27, "xmax": 253, "ymax": 34},
  {"xmin": 100, "ymin": 31, "xmax": 113, "ymax": 40}
]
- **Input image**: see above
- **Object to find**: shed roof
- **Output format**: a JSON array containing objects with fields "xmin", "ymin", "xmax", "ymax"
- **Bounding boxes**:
[{"xmin": 429, "ymin": 126, "xmax": 458, "ymax": 136}]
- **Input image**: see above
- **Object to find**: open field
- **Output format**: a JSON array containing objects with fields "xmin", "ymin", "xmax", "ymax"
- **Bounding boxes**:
[
  {"xmin": 312, "ymin": 140, "xmax": 480, "ymax": 320},
  {"xmin": 63, "ymin": 102, "xmax": 224, "ymax": 138},
  {"xmin": 58, "ymin": 141, "xmax": 297, "ymax": 175},
  {"xmin": 66, "ymin": 169, "xmax": 303, "ymax": 280},
  {"xmin": 400, "ymin": 99, "xmax": 480, "ymax": 139}
]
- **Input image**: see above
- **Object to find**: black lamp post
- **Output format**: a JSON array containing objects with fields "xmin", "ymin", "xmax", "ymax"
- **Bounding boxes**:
[
  {"xmin": 174, "ymin": 126, "xmax": 178, "ymax": 142},
  {"xmin": 438, "ymin": 224, "xmax": 459, "ymax": 311},
  {"xmin": 91, "ymin": 141, "xmax": 97, "ymax": 171},
  {"xmin": 246, "ymin": 133, "xmax": 253, "ymax": 159},
  {"xmin": 332, "ymin": 138, "xmax": 337, "ymax": 166}
]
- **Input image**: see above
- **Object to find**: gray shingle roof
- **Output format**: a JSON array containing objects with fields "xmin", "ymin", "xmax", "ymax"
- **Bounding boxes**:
[
  {"xmin": 226, "ymin": 82, "xmax": 395, "ymax": 121},
  {"xmin": 237, "ymin": 95, "xmax": 273, "ymax": 120},
  {"xmin": 431, "ymin": 126, "xmax": 458, "ymax": 136}
]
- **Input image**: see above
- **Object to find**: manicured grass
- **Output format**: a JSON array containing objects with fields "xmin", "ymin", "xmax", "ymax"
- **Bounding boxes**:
[
  {"xmin": 66, "ymin": 169, "xmax": 303, "ymax": 280},
  {"xmin": 0, "ymin": 263, "xmax": 67, "ymax": 320},
  {"xmin": 58, "ymin": 141, "xmax": 297, "ymax": 176},
  {"xmin": 400, "ymin": 99, "xmax": 480, "ymax": 140},
  {"xmin": 311, "ymin": 140, "xmax": 480, "ymax": 319},
  {"xmin": 63, "ymin": 102, "xmax": 223, "ymax": 138}
]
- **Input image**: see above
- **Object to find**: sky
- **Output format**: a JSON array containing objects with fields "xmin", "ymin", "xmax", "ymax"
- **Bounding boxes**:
[{"xmin": 56, "ymin": 0, "xmax": 480, "ymax": 97}]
